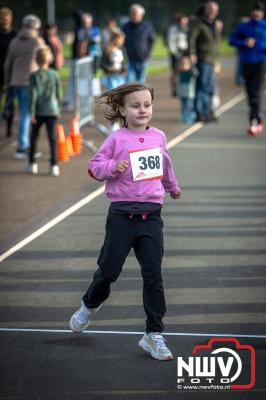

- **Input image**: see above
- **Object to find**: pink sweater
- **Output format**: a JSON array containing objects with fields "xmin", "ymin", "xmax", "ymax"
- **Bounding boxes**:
[{"xmin": 88, "ymin": 127, "xmax": 181, "ymax": 204}]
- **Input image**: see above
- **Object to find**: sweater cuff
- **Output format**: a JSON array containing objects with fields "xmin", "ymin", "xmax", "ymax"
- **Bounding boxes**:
[{"xmin": 108, "ymin": 160, "xmax": 118, "ymax": 177}]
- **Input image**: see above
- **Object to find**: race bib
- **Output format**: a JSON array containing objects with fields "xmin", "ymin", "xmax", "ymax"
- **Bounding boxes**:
[{"xmin": 129, "ymin": 147, "xmax": 163, "ymax": 181}]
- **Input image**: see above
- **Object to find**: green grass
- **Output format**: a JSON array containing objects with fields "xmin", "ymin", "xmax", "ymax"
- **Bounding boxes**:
[
  {"xmin": 60, "ymin": 35, "xmax": 234, "ymax": 82},
  {"xmin": 59, "ymin": 64, "xmax": 70, "ymax": 80},
  {"xmin": 151, "ymin": 35, "xmax": 235, "ymax": 57},
  {"xmin": 63, "ymin": 36, "xmax": 168, "ymax": 60},
  {"xmin": 151, "ymin": 36, "xmax": 168, "ymax": 58},
  {"xmin": 219, "ymin": 37, "xmax": 235, "ymax": 56},
  {"xmin": 147, "ymin": 64, "xmax": 168, "ymax": 76}
]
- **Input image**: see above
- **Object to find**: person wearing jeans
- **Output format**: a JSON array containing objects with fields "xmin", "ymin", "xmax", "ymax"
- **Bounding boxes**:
[
  {"xmin": 178, "ymin": 54, "xmax": 198, "ymax": 124},
  {"xmin": 195, "ymin": 61, "xmax": 215, "ymax": 121},
  {"xmin": 123, "ymin": 4, "xmax": 155, "ymax": 83},
  {"xmin": 189, "ymin": 1, "xmax": 221, "ymax": 123},
  {"xmin": 127, "ymin": 60, "xmax": 147, "ymax": 83},
  {"xmin": 15, "ymin": 86, "xmax": 30, "ymax": 151},
  {"xmin": 4, "ymin": 14, "xmax": 45, "ymax": 158}
]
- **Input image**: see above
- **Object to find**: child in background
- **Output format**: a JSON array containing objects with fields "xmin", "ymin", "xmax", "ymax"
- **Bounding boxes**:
[
  {"xmin": 27, "ymin": 47, "xmax": 62, "ymax": 176},
  {"xmin": 177, "ymin": 54, "xmax": 198, "ymax": 124},
  {"xmin": 69, "ymin": 82, "xmax": 181, "ymax": 361},
  {"xmin": 43, "ymin": 23, "xmax": 64, "ymax": 70},
  {"xmin": 101, "ymin": 31, "xmax": 126, "ymax": 91}
]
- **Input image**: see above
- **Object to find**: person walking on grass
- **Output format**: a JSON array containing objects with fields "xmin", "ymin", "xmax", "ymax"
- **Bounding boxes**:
[
  {"xmin": 69, "ymin": 82, "xmax": 181, "ymax": 361},
  {"xmin": 27, "ymin": 47, "xmax": 62, "ymax": 177}
]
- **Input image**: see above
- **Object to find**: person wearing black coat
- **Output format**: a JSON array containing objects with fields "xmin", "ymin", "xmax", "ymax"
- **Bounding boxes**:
[
  {"xmin": 0, "ymin": 7, "xmax": 16, "ymax": 137},
  {"xmin": 123, "ymin": 4, "xmax": 155, "ymax": 83}
]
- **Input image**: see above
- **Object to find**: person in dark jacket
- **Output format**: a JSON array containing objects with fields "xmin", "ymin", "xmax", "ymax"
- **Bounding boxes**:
[
  {"xmin": 0, "ymin": 7, "xmax": 16, "ymax": 137},
  {"xmin": 63, "ymin": 9, "xmax": 83, "ymax": 109},
  {"xmin": 230, "ymin": 1, "xmax": 266, "ymax": 136},
  {"xmin": 123, "ymin": 4, "xmax": 155, "ymax": 83},
  {"xmin": 189, "ymin": 1, "xmax": 221, "ymax": 123}
]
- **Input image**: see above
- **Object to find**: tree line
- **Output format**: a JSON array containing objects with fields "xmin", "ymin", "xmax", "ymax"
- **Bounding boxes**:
[{"xmin": 8, "ymin": 0, "xmax": 264, "ymax": 34}]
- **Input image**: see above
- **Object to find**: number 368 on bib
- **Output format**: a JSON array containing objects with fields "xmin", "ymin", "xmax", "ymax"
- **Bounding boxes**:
[{"xmin": 129, "ymin": 147, "xmax": 163, "ymax": 182}]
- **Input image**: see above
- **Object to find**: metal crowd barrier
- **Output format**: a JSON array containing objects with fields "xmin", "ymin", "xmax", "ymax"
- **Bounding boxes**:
[{"xmin": 73, "ymin": 56, "xmax": 109, "ymax": 152}]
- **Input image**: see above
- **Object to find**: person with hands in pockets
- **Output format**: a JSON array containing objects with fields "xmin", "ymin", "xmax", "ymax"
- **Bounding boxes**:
[{"xmin": 69, "ymin": 82, "xmax": 181, "ymax": 361}]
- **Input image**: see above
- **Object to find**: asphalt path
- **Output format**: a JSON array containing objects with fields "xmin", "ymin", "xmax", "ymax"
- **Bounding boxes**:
[{"xmin": 0, "ymin": 94, "xmax": 266, "ymax": 399}]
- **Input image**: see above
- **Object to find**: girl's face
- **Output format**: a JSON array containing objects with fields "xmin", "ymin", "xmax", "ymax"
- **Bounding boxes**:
[
  {"xmin": 113, "ymin": 36, "xmax": 124, "ymax": 48},
  {"xmin": 120, "ymin": 90, "xmax": 153, "ymax": 131}
]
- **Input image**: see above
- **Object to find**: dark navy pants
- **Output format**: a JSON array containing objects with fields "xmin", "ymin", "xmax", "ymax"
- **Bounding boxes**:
[
  {"xmin": 83, "ymin": 210, "xmax": 166, "ymax": 333},
  {"xmin": 243, "ymin": 61, "xmax": 265, "ymax": 123}
]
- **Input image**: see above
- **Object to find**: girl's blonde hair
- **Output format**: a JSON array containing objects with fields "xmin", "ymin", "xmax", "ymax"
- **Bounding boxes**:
[
  {"xmin": 36, "ymin": 46, "xmax": 52, "ymax": 66},
  {"xmin": 105, "ymin": 31, "xmax": 125, "ymax": 54},
  {"xmin": 97, "ymin": 82, "xmax": 154, "ymax": 127}
]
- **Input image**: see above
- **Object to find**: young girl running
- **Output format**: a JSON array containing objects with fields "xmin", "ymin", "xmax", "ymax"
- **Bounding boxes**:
[{"xmin": 69, "ymin": 82, "xmax": 181, "ymax": 361}]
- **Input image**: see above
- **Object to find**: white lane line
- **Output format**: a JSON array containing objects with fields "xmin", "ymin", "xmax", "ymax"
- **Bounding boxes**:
[
  {"xmin": 0, "ymin": 327, "xmax": 265, "ymax": 339},
  {"xmin": 177, "ymin": 142, "xmax": 266, "ymax": 150},
  {"xmin": 0, "ymin": 92, "xmax": 245, "ymax": 264},
  {"xmin": 0, "ymin": 187, "xmax": 104, "ymax": 263},
  {"xmin": 167, "ymin": 92, "xmax": 245, "ymax": 149}
]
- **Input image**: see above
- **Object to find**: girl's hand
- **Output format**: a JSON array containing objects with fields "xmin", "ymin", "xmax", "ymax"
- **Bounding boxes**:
[
  {"xmin": 116, "ymin": 160, "xmax": 128, "ymax": 173},
  {"xmin": 31, "ymin": 116, "xmax": 37, "ymax": 124},
  {"xmin": 170, "ymin": 191, "xmax": 181, "ymax": 199}
]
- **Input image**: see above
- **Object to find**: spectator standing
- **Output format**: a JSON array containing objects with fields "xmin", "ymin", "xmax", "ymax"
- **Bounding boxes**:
[
  {"xmin": 43, "ymin": 23, "xmax": 64, "ymax": 70},
  {"xmin": 63, "ymin": 9, "xmax": 83, "ymax": 110},
  {"xmin": 28, "ymin": 47, "xmax": 62, "ymax": 177},
  {"xmin": 189, "ymin": 1, "xmax": 221, "ymax": 123},
  {"xmin": 177, "ymin": 54, "xmax": 198, "ymax": 124},
  {"xmin": 101, "ymin": 31, "xmax": 126, "ymax": 91},
  {"xmin": 0, "ymin": 7, "xmax": 16, "ymax": 137},
  {"xmin": 123, "ymin": 4, "xmax": 155, "ymax": 83},
  {"xmin": 4, "ymin": 14, "xmax": 46, "ymax": 159},
  {"xmin": 230, "ymin": 2, "xmax": 266, "ymax": 136},
  {"xmin": 166, "ymin": 12, "xmax": 189, "ymax": 97},
  {"xmin": 77, "ymin": 13, "xmax": 101, "ymax": 75}
]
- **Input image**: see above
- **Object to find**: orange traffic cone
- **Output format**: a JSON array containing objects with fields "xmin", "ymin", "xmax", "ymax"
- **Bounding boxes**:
[
  {"xmin": 69, "ymin": 117, "xmax": 82, "ymax": 156},
  {"xmin": 57, "ymin": 124, "xmax": 69, "ymax": 162},
  {"xmin": 66, "ymin": 135, "xmax": 75, "ymax": 156}
]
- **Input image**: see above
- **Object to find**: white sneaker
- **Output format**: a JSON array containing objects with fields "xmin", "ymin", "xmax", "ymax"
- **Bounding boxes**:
[
  {"xmin": 27, "ymin": 163, "xmax": 38, "ymax": 175},
  {"xmin": 49, "ymin": 165, "xmax": 60, "ymax": 177},
  {"xmin": 34, "ymin": 151, "xmax": 42, "ymax": 159},
  {"xmin": 138, "ymin": 332, "xmax": 173, "ymax": 361},
  {"xmin": 69, "ymin": 301, "xmax": 101, "ymax": 333}
]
